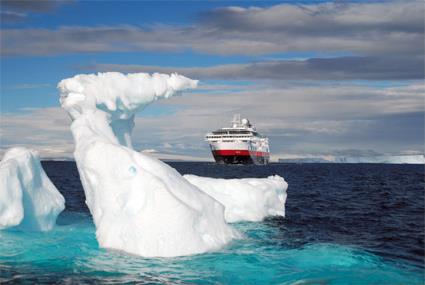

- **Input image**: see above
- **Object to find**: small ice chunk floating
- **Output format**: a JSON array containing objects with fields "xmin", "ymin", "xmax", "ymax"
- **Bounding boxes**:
[
  {"xmin": 0, "ymin": 147, "xmax": 65, "ymax": 231},
  {"xmin": 184, "ymin": 175, "xmax": 287, "ymax": 223},
  {"xmin": 58, "ymin": 72, "xmax": 287, "ymax": 257}
]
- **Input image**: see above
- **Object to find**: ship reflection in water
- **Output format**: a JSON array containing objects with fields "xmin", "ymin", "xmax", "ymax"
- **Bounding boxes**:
[{"xmin": 205, "ymin": 115, "xmax": 270, "ymax": 165}]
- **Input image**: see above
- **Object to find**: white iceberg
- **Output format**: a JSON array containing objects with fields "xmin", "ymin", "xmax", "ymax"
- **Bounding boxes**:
[
  {"xmin": 0, "ymin": 147, "xmax": 65, "ymax": 231},
  {"xmin": 278, "ymin": 154, "xmax": 425, "ymax": 164},
  {"xmin": 184, "ymin": 175, "xmax": 288, "ymax": 223},
  {"xmin": 333, "ymin": 155, "xmax": 425, "ymax": 164},
  {"xmin": 58, "ymin": 72, "xmax": 239, "ymax": 257}
]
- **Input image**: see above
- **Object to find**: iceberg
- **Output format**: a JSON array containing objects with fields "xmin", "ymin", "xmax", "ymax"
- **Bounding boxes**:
[
  {"xmin": 0, "ymin": 147, "xmax": 65, "ymax": 231},
  {"xmin": 58, "ymin": 72, "xmax": 239, "ymax": 257},
  {"xmin": 184, "ymin": 175, "xmax": 288, "ymax": 223},
  {"xmin": 278, "ymin": 154, "xmax": 425, "ymax": 164},
  {"xmin": 333, "ymin": 155, "xmax": 425, "ymax": 164}
]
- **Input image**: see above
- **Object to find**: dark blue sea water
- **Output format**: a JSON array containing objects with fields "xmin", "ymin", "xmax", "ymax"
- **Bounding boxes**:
[{"xmin": 1, "ymin": 162, "xmax": 424, "ymax": 284}]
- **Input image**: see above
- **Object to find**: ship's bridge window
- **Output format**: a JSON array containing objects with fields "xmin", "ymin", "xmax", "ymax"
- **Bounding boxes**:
[{"xmin": 228, "ymin": 130, "xmax": 251, "ymax": 135}]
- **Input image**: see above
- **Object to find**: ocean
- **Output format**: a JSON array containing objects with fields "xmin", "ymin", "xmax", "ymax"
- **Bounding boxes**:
[{"xmin": 1, "ymin": 161, "xmax": 424, "ymax": 284}]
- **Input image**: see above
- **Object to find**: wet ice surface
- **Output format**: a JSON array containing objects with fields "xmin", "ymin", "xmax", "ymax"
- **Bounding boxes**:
[{"xmin": 1, "ymin": 162, "xmax": 423, "ymax": 284}]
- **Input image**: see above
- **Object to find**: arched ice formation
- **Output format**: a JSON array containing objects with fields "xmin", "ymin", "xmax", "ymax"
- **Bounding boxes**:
[{"xmin": 58, "ymin": 72, "xmax": 287, "ymax": 257}]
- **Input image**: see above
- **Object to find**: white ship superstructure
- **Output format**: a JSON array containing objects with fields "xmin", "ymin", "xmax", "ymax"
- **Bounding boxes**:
[{"xmin": 205, "ymin": 115, "xmax": 270, "ymax": 164}]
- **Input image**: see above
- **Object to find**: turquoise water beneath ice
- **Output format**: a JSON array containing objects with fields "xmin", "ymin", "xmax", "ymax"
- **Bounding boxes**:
[
  {"xmin": 1, "ymin": 212, "xmax": 423, "ymax": 284},
  {"xmin": 1, "ymin": 162, "xmax": 424, "ymax": 284}
]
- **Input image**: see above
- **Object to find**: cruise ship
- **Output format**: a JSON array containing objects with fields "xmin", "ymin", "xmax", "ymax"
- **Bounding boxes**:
[{"xmin": 205, "ymin": 115, "xmax": 270, "ymax": 165}]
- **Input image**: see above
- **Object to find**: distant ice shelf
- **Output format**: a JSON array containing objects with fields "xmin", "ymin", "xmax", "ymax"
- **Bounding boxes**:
[{"xmin": 278, "ymin": 154, "xmax": 425, "ymax": 164}]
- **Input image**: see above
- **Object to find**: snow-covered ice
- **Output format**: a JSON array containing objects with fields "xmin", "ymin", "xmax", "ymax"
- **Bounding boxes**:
[
  {"xmin": 0, "ymin": 147, "xmax": 65, "ymax": 231},
  {"xmin": 58, "ymin": 72, "xmax": 241, "ymax": 257},
  {"xmin": 184, "ymin": 175, "xmax": 288, "ymax": 223},
  {"xmin": 58, "ymin": 72, "xmax": 287, "ymax": 257}
]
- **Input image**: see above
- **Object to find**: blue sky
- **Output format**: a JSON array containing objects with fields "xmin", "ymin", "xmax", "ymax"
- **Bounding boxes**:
[
  {"xmin": 1, "ymin": 0, "xmax": 424, "ymax": 159},
  {"xmin": 2, "ymin": 1, "xmax": 327, "ymax": 111}
]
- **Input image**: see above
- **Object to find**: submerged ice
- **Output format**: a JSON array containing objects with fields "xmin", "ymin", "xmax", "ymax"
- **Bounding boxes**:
[
  {"xmin": 0, "ymin": 147, "xmax": 65, "ymax": 231},
  {"xmin": 58, "ymin": 72, "xmax": 287, "ymax": 257},
  {"xmin": 184, "ymin": 175, "xmax": 288, "ymax": 223}
]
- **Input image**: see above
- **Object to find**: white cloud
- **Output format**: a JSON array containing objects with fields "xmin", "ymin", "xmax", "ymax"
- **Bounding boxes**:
[
  {"xmin": 2, "ymin": 2, "xmax": 423, "ymax": 57},
  {"xmin": 127, "ymin": 81, "xmax": 425, "ymax": 156},
  {"xmin": 0, "ymin": 108, "xmax": 74, "ymax": 159},
  {"xmin": 84, "ymin": 53, "xmax": 424, "ymax": 81},
  {"xmin": 1, "ymin": 82, "xmax": 423, "ymax": 159}
]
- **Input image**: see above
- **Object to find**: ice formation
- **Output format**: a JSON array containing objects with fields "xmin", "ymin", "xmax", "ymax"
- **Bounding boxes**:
[
  {"xmin": 278, "ymin": 154, "xmax": 425, "ymax": 164},
  {"xmin": 332, "ymin": 155, "xmax": 425, "ymax": 164},
  {"xmin": 0, "ymin": 147, "xmax": 65, "ymax": 231},
  {"xmin": 184, "ymin": 175, "xmax": 288, "ymax": 223},
  {"xmin": 58, "ymin": 72, "xmax": 239, "ymax": 257}
]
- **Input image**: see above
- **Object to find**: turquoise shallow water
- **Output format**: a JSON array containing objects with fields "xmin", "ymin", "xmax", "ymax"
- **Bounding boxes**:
[
  {"xmin": 1, "ymin": 162, "xmax": 424, "ymax": 284},
  {"xmin": 0, "ymin": 212, "xmax": 423, "ymax": 284}
]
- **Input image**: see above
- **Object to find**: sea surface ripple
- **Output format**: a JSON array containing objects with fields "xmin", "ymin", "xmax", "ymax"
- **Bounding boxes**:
[{"xmin": 0, "ymin": 162, "xmax": 423, "ymax": 284}]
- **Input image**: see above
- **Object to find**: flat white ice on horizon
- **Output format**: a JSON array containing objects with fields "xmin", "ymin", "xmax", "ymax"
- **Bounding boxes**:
[
  {"xmin": 0, "ymin": 147, "xmax": 65, "ymax": 231},
  {"xmin": 332, "ymin": 155, "xmax": 425, "ymax": 164},
  {"xmin": 184, "ymin": 175, "xmax": 288, "ymax": 223},
  {"xmin": 278, "ymin": 154, "xmax": 425, "ymax": 164},
  {"xmin": 58, "ymin": 72, "xmax": 240, "ymax": 257}
]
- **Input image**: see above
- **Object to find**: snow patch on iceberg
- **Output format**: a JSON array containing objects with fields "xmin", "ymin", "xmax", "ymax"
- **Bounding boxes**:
[
  {"xmin": 0, "ymin": 147, "xmax": 65, "ymax": 231},
  {"xmin": 58, "ymin": 72, "xmax": 239, "ymax": 257},
  {"xmin": 184, "ymin": 175, "xmax": 288, "ymax": 223}
]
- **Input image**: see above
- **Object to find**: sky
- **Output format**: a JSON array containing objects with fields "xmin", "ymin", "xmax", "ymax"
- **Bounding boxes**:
[{"xmin": 0, "ymin": 0, "xmax": 424, "ymax": 160}]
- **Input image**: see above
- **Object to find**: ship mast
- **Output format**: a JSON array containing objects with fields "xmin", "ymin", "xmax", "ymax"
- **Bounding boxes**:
[{"xmin": 232, "ymin": 114, "xmax": 241, "ymax": 128}]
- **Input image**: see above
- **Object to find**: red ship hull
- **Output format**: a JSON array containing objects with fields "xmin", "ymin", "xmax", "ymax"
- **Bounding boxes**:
[{"xmin": 212, "ymin": 149, "xmax": 269, "ymax": 165}]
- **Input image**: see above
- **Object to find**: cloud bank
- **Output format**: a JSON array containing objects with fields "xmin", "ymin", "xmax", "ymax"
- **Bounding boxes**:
[
  {"xmin": 1, "ymin": 1, "xmax": 423, "ymax": 160},
  {"xmin": 1, "ymin": 0, "xmax": 70, "ymax": 23},
  {"xmin": 2, "ymin": 82, "xmax": 422, "ymax": 159},
  {"xmin": 85, "ymin": 54, "xmax": 424, "ymax": 81},
  {"xmin": 2, "ymin": 2, "xmax": 423, "ymax": 57}
]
